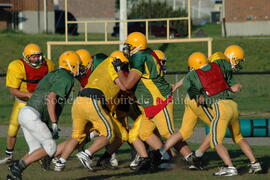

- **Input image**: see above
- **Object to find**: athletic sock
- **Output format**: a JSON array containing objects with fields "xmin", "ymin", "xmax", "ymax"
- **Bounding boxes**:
[
  {"xmin": 18, "ymin": 160, "xmax": 27, "ymax": 171},
  {"xmin": 5, "ymin": 148, "xmax": 14, "ymax": 156},
  {"xmin": 59, "ymin": 157, "xmax": 66, "ymax": 163},
  {"xmin": 195, "ymin": 150, "xmax": 204, "ymax": 158},
  {"xmin": 85, "ymin": 149, "xmax": 92, "ymax": 157},
  {"xmin": 159, "ymin": 147, "xmax": 166, "ymax": 155}
]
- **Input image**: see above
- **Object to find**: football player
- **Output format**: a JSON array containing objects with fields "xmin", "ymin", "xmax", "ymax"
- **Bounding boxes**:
[
  {"xmin": 113, "ymin": 32, "xmax": 202, "ymax": 170},
  {"xmin": 0, "ymin": 44, "xmax": 55, "ymax": 165},
  {"xmin": 165, "ymin": 51, "xmax": 261, "ymax": 176},
  {"xmin": 6, "ymin": 51, "xmax": 81, "ymax": 180},
  {"xmin": 53, "ymin": 51, "xmax": 128, "ymax": 171}
]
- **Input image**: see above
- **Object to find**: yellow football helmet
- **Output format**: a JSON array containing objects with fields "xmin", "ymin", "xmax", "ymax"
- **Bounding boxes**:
[
  {"xmin": 224, "ymin": 45, "xmax": 245, "ymax": 71},
  {"xmin": 153, "ymin": 50, "xmax": 167, "ymax": 72},
  {"xmin": 22, "ymin": 43, "xmax": 43, "ymax": 67},
  {"xmin": 58, "ymin": 51, "xmax": 81, "ymax": 76},
  {"xmin": 153, "ymin": 50, "xmax": 166, "ymax": 61},
  {"xmin": 110, "ymin": 50, "xmax": 129, "ymax": 72},
  {"xmin": 76, "ymin": 49, "xmax": 93, "ymax": 68},
  {"xmin": 110, "ymin": 50, "xmax": 129, "ymax": 63},
  {"xmin": 123, "ymin": 32, "xmax": 147, "ymax": 58},
  {"xmin": 188, "ymin": 52, "xmax": 208, "ymax": 70},
  {"xmin": 208, "ymin": 51, "xmax": 227, "ymax": 63}
]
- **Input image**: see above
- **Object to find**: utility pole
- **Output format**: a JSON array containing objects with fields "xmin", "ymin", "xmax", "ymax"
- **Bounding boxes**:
[
  {"xmin": 43, "ymin": 0, "xmax": 48, "ymax": 33},
  {"xmin": 173, "ymin": 0, "xmax": 176, "ymax": 11},
  {"xmin": 119, "ymin": 0, "xmax": 127, "ymax": 50}
]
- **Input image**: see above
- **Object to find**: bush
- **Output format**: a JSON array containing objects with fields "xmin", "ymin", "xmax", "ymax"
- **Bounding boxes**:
[{"xmin": 128, "ymin": 0, "xmax": 188, "ymax": 36}]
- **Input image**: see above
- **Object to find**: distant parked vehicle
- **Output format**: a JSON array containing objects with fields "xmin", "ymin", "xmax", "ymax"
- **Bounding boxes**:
[{"xmin": 111, "ymin": 21, "xmax": 182, "ymax": 38}]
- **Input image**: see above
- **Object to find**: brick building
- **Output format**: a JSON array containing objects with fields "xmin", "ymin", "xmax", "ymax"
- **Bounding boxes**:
[
  {"xmin": 0, "ymin": 0, "xmax": 116, "ymax": 34},
  {"xmin": 224, "ymin": 0, "xmax": 270, "ymax": 36},
  {"xmin": 57, "ymin": 0, "xmax": 115, "ymax": 33},
  {"xmin": 0, "ymin": 0, "xmax": 55, "ymax": 33}
]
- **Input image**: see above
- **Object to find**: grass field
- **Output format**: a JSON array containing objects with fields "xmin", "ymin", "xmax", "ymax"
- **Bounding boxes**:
[
  {"xmin": 0, "ymin": 137, "xmax": 269, "ymax": 180},
  {"xmin": 0, "ymin": 24, "xmax": 270, "ymax": 179}
]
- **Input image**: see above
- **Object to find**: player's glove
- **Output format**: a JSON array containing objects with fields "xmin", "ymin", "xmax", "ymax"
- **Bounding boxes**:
[
  {"xmin": 52, "ymin": 122, "xmax": 59, "ymax": 140},
  {"xmin": 112, "ymin": 58, "xmax": 122, "ymax": 72}
]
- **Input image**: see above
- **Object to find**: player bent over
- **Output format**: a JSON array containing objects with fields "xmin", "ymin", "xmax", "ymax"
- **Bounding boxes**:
[
  {"xmin": 52, "ymin": 51, "xmax": 128, "ymax": 171},
  {"xmin": 164, "ymin": 51, "xmax": 261, "ymax": 176},
  {"xmin": 6, "ymin": 51, "xmax": 81, "ymax": 180},
  {"xmin": 114, "ymin": 32, "xmax": 202, "ymax": 170}
]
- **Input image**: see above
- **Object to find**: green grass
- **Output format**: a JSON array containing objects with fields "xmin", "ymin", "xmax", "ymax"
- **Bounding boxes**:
[
  {"xmin": 0, "ymin": 23, "xmax": 269, "ymax": 180},
  {"xmin": 0, "ymin": 137, "xmax": 269, "ymax": 180}
]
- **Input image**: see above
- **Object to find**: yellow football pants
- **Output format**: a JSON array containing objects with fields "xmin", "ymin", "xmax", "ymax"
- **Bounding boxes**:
[
  {"xmin": 110, "ymin": 112, "xmax": 128, "ymax": 142},
  {"xmin": 71, "ymin": 97, "xmax": 114, "ymax": 143},
  {"xmin": 179, "ymin": 96, "xmax": 211, "ymax": 140},
  {"xmin": 205, "ymin": 100, "xmax": 243, "ymax": 148},
  {"xmin": 8, "ymin": 99, "xmax": 26, "ymax": 137},
  {"xmin": 128, "ymin": 115, "xmax": 143, "ymax": 143},
  {"xmin": 139, "ymin": 102, "xmax": 175, "ymax": 141}
]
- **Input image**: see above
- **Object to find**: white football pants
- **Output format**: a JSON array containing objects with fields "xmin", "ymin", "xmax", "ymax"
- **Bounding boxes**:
[{"xmin": 18, "ymin": 106, "xmax": 56, "ymax": 157}]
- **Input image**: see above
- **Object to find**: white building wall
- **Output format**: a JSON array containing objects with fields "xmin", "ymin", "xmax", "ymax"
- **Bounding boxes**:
[
  {"xmin": 226, "ymin": 21, "xmax": 270, "ymax": 36},
  {"xmin": 18, "ymin": 11, "xmax": 55, "ymax": 34}
]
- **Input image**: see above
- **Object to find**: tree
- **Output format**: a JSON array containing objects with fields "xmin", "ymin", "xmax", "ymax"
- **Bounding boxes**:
[{"xmin": 127, "ymin": 0, "xmax": 188, "ymax": 36}]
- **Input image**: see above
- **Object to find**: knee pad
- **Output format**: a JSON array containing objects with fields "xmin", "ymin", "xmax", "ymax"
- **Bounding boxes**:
[{"xmin": 42, "ymin": 139, "xmax": 56, "ymax": 157}]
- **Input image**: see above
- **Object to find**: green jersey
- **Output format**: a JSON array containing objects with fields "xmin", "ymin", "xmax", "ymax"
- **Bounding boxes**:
[
  {"xmin": 92, "ymin": 53, "xmax": 108, "ymax": 71},
  {"xmin": 183, "ymin": 59, "xmax": 235, "ymax": 104},
  {"xmin": 27, "ymin": 68, "xmax": 75, "ymax": 126},
  {"xmin": 130, "ymin": 48, "xmax": 171, "ymax": 107}
]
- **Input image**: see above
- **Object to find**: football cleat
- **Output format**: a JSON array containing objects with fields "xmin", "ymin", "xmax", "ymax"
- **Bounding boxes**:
[
  {"xmin": 76, "ymin": 151, "xmax": 94, "ymax": 171},
  {"xmin": 109, "ymin": 153, "xmax": 118, "ymax": 167},
  {"xmin": 51, "ymin": 157, "xmax": 59, "ymax": 165},
  {"xmin": 0, "ymin": 155, "xmax": 13, "ymax": 164},
  {"xmin": 96, "ymin": 153, "xmax": 117, "ymax": 170},
  {"xmin": 149, "ymin": 150, "xmax": 162, "ymax": 170},
  {"xmin": 130, "ymin": 157, "xmax": 151, "ymax": 171},
  {"xmin": 6, "ymin": 160, "xmax": 22, "ymax": 180},
  {"xmin": 130, "ymin": 153, "xmax": 140, "ymax": 170},
  {"xmin": 248, "ymin": 162, "xmax": 262, "ymax": 174},
  {"xmin": 213, "ymin": 166, "xmax": 238, "ymax": 176},
  {"xmin": 54, "ymin": 160, "xmax": 65, "ymax": 172},
  {"xmin": 186, "ymin": 153, "xmax": 204, "ymax": 170},
  {"xmin": 39, "ymin": 155, "xmax": 51, "ymax": 171}
]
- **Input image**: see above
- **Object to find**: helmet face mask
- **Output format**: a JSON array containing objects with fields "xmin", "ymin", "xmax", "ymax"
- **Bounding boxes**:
[
  {"xmin": 122, "ymin": 43, "xmax": 132, "ymax": 59},
  {"xmin": 227, "ymin": 54, "xmax": 245, "ymax": 72},
  {"xmin": 110, "ymin": 50, "xmax": 129, "ymax": 72},
  {"xmin": 26, "ymin": 53, "xmax": 44, "ymax": 67},
  {"xmin": 124, "ymin": 32, "xmax": 147, "ymax": 57},
  {"xmin": 161, "ymin": 59, "xmax": 167, "ymax": 73},
  {"xmin": 153, "ymin": 50, "xmax": 167, "ymax": 73},
  {"xmin": 23, "ymin": 44, "xmax": 44, "ymax": 68},
  {"xmin": 224, "ymin": 45, "xmax": 245, "ymax": 72}
]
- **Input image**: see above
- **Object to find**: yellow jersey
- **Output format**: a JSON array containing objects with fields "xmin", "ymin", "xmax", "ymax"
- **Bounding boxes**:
[{"xmin": 84, "ymin": 56, "xmax": 120, "ymax": 101}]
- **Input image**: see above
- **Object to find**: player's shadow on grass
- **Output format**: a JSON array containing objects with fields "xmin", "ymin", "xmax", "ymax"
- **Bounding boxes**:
[
  {"xmin": 75, "ymin": 171, "xmax": 150, "ymax": 180},
  {"xmin": 203, "ymin": 150, "xmax": 269, "ymax": 174}
]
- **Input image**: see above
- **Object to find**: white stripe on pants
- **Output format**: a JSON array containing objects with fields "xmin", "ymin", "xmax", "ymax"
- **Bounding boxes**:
[{"xmin": 18, "ymin": 106, "xmax": 56, "ymax": 157}]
